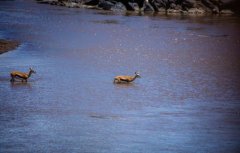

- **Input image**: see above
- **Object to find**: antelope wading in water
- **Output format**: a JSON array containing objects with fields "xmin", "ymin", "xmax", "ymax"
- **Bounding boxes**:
[
  {"xmin": 10, "ymin": 68, "xmax": 36, "ymax": 82},
  {"xmin": 113, "ymin": 72, "xmax": 141, "ymax": 83}
]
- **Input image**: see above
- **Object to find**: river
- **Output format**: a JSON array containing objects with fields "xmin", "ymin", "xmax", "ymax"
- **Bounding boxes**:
[{"xmin": 0, "ymin": 0, "xmax": 240, "ymax": 152}]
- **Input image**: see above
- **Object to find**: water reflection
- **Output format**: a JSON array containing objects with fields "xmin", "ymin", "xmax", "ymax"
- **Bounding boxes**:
[
  {"xmin": 113, "ymin": 82, "xmax": 138, "ymax": 89},
  {"xmin": 10, "ymin": 81, "xmax": 32, "ymax": 89}
]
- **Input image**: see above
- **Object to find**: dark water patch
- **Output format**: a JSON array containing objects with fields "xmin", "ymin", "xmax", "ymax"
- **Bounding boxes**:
[
  {"xmin": 186, "ymin": 27, "xmax": 204, "ymax": 31},
  {"xmin": 91, "ymin": 19, "xmax": 120, "ymax": 24},
  {"xmin": 93, "ymin": 10, "xmax": 116, "ymax": 16},
  {"xmin": 209, "ymin": 34, "xmax": 229, "ymax": 37},
  {"xmin": 89, "ymin": 114, "xmax": 108, "ymax": 119},
  {"xmin": 193, "ymin": 34, "xmax": 229, "ymax": 38},
  {"xmin": 89, "ymin": 113, "xmax": 121, "ymax": 120},
  {"xmin": 94, "ymin": 10, "xmax": 145, "ymax": 17}
]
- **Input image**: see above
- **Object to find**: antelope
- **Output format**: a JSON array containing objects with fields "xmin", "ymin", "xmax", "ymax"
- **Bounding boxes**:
[
  {"xmin": 10, "ymin": 68, "xmax": 36, "ymax": 82},
  {"xmin": 113, "ymin": 72, "xmax": 141, "ymax": 83}
]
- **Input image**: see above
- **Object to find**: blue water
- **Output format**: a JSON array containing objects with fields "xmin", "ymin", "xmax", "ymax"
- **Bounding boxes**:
[{"xmin": 0, "ymin": 0, "xmax": 240, "ymax": 152}]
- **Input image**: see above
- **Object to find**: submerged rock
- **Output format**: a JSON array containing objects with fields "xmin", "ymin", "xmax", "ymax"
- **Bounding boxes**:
[{"xmin": 220, "ymin": 9, "xmax": 234, "ymax": 14}]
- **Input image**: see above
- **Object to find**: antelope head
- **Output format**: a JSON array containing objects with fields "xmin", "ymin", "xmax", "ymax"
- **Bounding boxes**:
[
  {"xmin": 29, "ymin": 67, "xmax": 36, "ymax": 74},
  {"xmin": 135, "ymin": 71, "xmax": 141, "ymax": 78}
]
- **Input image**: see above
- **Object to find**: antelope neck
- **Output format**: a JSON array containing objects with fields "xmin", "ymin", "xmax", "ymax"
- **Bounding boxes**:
[
  {"xmin": 28, "ymin": 71, "xmax": 33, "ymax": 78},
  {"xmin": 130, "ymin": 74, "xmax": 138, "ymax": 82}
]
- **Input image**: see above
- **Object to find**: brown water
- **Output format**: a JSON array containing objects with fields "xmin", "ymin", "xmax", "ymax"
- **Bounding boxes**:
[{"xmin": 1, "ymin": 0, "xmax": 240, "ymax": 152}]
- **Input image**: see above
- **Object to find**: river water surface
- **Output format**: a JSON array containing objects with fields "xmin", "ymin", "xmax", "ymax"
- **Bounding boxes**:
[{"xmin": 0, "ymin": 0, "xmax": 240, "ymax": 152}]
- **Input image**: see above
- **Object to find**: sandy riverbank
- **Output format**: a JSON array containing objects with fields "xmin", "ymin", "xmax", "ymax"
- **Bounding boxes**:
[{"xmin": 0, "ymin": 39, "xmax": 19, "ymax": 54}]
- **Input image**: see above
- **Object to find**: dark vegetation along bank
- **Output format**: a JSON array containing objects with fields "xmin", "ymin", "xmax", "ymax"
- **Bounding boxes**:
[{"xmin": 37, "ymin": 0, "xmax": 240, "ymax": 15}]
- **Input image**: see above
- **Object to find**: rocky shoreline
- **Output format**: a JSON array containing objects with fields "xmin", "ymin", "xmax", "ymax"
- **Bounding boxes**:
[
  {"xmin": 0, "ymin": 39, "xmax": 19, "ymax": 54},
  {"xmin": 36, "ymin": 0, "xmax": 239, "ymax": 15}
]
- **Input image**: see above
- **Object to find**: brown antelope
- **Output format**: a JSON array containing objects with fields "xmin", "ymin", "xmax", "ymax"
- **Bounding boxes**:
[
  {"xmin": 10, "ymin": 68, "xmax": 36, "ymax": 82},
  {"xmin": 113, "ymin": 72, "xmax": 141, "ymax": 83}
]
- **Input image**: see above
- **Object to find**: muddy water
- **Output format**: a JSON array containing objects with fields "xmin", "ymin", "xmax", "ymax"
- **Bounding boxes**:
[{"xmin": 1, "ymin": 0, "xmax": 240, "ymax": 152}]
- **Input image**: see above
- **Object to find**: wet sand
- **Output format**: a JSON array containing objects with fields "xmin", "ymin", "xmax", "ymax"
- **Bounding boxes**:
[{"xmin": 0, "ymin": 39, "xmax": 19, "ymax": 54}]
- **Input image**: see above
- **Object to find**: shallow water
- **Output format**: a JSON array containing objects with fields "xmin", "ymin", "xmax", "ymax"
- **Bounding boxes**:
[{"xmin": 1, "ymin": 0, "xmax": 240, "ymax": 152}]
